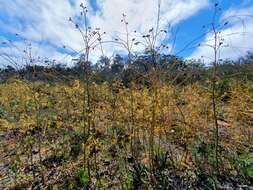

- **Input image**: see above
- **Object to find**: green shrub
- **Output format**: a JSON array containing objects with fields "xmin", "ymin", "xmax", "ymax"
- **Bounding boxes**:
[
  {"xmin": 76, "ymin": 169, "xmax": 89, "ymax": 189},
  {"xmin": 237, "ymin": 153, "xmax": 253, "ymax": 179}
]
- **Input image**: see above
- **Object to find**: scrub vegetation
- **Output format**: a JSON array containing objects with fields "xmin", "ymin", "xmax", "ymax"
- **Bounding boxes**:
[{"xmin": 0, "ymin": 1, "xmax": 252, "ymax": 189}]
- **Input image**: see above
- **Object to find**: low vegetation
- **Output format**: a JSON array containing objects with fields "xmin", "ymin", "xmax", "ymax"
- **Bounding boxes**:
[
  {"xmin": 0, "ymin": 57, "xmax": 252, "ymax": 189},
  {"xmin": 0, "ymin": 1, "xmax": 253, "ymax": 189}
]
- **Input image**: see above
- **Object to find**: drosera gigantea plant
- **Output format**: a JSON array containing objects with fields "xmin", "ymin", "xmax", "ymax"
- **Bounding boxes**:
[
  {"xmin": 109, "ymin": 0, "xmax": 178, "ymax": 181},
  {"xmin": 68, "ymin": 1, "xmax": 107, "ymax": 185},
  {"xmin": 0, "ymin": 34, "xmax": 68, "ymax": 186},
  {"xmin": 198, "ymin": 2, "xmax": 234, "ymax": 174},
  {"xmin": 0, "ymin": 36, "xmax": 44, "ymax": 184}
]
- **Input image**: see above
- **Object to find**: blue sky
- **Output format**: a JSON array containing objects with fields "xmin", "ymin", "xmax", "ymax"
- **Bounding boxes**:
[
  {"xmin": 173, "ymin": 0, "xmax": 253, "ymax": 58},
  {"xmin": 0, "ymin": 0, "xmax": 253, "ymax": 67}
]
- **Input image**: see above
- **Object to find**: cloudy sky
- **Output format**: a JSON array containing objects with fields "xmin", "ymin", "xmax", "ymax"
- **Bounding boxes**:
[{"xmin": 0, "ymin": 0, "xmax": 253, "ymax": 67}]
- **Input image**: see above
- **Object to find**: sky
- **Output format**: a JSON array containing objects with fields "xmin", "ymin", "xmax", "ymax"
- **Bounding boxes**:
[{"xmin": 0, "ymin": 0, "xmax": 253, "ymax": 67}]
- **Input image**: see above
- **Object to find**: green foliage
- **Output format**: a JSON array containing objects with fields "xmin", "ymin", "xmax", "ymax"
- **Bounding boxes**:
[
  {"xmin": 122, "ymin": 173, "xmax": 134, "ymax": 190},
  {"xmin": 192, "ymin": 140, "xmax": 218, "ymax": 173},
  {"xmin": 152, "ymin": 149, "xmax": 172, "ymax": 189},
  {"xmin": 76, "ymin": 169, "xmax": 89, "ymax": 189},
  {"xmin": 237, "ymin": 153, "xmax": 253, "ymax": 179},
  {"xmin": 0, "ymin": 107, "xmax": 6, "ymax": 118}
]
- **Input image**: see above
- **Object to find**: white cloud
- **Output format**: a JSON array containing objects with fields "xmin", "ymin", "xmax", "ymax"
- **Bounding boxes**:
[
  {"xmin": 0, "ymin": 0, "xmax": 209, "ymax": 66},
  {"xmin": 0, "ymin": 38, "xmax": 73, "ymax": 69},
  {"xmin": 189, "ymin": 5, "xmax": 253, "ymax": 64},
  {"xmin": 90, "ymin": 0, "xmax": 209, "ymax": 57}
]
